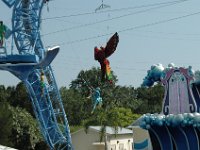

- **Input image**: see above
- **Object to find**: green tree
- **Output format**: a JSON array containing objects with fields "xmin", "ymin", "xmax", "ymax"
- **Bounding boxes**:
[
  {"xmin": 35, "ymin": 141, "xmax": 49, "ymax": 150},
  {"xmin": 60, "ymin": 66, "xmax": 165, "ymax": 149},
  {"xmin": 136, "ymin": 83, "xmax": 164, "ymax": 113},
  {"xmin": 0, "ymin": 85, "xmax": 15, "ymax": 147},
  {"xmin": 68, "ymin": 67, "xmax": 138, "ymax": 150},
  {"xmin": 83, "ymin": 107, "xmax": 135, "ymax": 150},
  {"xmin": 0, "ymin": 85, "xmax": 7, "ymax": 101},
  {"xmin": 0, "ymin": 102, "xmax": 13, "ymax": 147},
  {"xmin": 61, "ymin": 87, "xmax": 90, "ymax": 125},
  {"xmin": 0, "ymin": 84, "xmax": 43, "ymax": 148},
  {"xmin": 0, "ymin": 85, "xmax": 15, "ymax": 103},
  {"xmin": 62, "ymin": 67, "xmax": 118, "ymax": 125},
  {"xmin": 70, "ymin": 67, "xmax": 117, "ymax": 96},
  {"xmin": 9, "ymin": 82, "xmax": 34, "ymax": 116},
  {"xmin": 110, "ymin": 85, "xmax": 142, "ymax": 113},
  {"xmin": 9, "ymin": 106, "xmax": 42, "ymax": 150},
  {"xmin": 0, "ymin": 100, "xmax": 43, "ymax": 149}
]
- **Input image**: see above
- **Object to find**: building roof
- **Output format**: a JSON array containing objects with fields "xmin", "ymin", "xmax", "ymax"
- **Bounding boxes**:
[
  {"xmin": 128, "ymin": 116, "xmax": 143, "ymax": 128},
  {"xmin": 89, "ymin": 126, "xmax": 132, "ymax": 135}
]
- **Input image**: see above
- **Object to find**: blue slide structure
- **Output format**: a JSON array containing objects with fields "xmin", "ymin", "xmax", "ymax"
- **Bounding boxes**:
[{"xmin": 0, "ymin": 0, "xmax": 73, "ymax": 149}]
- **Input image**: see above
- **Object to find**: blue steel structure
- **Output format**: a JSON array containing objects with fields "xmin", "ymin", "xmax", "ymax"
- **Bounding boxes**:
[{"xmin": 0, "ymin": 0, "xmax": 73, "ymax": 149}]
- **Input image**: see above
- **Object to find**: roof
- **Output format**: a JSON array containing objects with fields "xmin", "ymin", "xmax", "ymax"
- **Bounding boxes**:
[
  {"xmin": 89, "ymin": 126, "xmax": 132, "ymax": 135},
  {"xmin": 128, "ymin": 116, "xmax": 143, "ymax": 128},
  {"xmin": 0, "ymin": 145, "xmax": 18, "ymax": 150}
]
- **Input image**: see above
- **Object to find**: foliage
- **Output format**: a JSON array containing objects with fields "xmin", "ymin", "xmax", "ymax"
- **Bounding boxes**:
[
  {"xmin": 70, "ymin": 67, "xmax": 117, "ymax": 96},
  {"xmin": 8, "ymin": 82, "xmax": 34, "ymax": 116},
  {"xmin": 135, "ymin": 83, "xmax": 164, "ymax": 114},
  {"xmin": 62, "ymin": 67, "xmax": 117, "ymax": 125},
  {"xmin": 9, "ymin": 106, "xmax": 42, "ymax": 150},
  {"xmin": 0, "ymin": 93, "xmax": 42, "ymax": 150},
  {"xmin": 70, "ymin": 67, "xmax": 102, "ymax": 92},
  {"xmin": 0, "ymin": 66, "xmax": 166, "ymax": 149},
  {"xmin": 70, "ymin": 126, "xmax": 83, "ymax": 133},
  {"xmin": 83, "ymin": 107, "xmax": 136, "ymax": 141},
  {"xmin": 0, "ymin": 102, "xmax": 13, "ymax": 147},
  {"xmin": 60, "ymin": 87, "xmax": 91, "ymax": 125},
  {"xmin": 108, "ymin": 85, "xmax": 142, "ymax": 113},
  {"xmin": 35, "ymin": 141, "xmax": 49, "ymax": 150},
  {"xmin": 0, "ymin": 85, "xmax": 15, "ymax": 103},
  {"xmin": 66, "ymin": 67, "xmax": 161, "ymax": 144}
]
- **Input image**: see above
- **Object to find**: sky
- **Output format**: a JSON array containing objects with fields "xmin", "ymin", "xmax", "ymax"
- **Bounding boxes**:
[{"xmin": 1, "ymin": 0, "xmax": 200, "ymax": 88}]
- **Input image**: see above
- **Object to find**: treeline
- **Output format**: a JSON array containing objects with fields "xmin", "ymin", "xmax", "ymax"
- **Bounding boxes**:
[{"xmin": 0, "ymin": 67, "xmax": 164, "ymax": 149}]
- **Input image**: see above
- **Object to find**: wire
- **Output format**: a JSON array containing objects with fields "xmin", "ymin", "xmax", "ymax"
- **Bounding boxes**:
[
  {"xmin": 41, "ymin": 0, "xmax": 188, "ymax": 36},
  {"xmin": 121, "ymin": 32, "xmax": 200, "ymax": 42},
  {"xmin": 42, "ymin": 0, "xmax": 189, "ymax": 20},
  {"xmin": 119, "ymin": 11, "xmax": 200, "ymax": 33},
  {"xmin": 57, "ymin": 10, "xmax": 200, "ymax": 45},
  {"xmin": 132, "ymin": 30, "xmax": 200, "ymax": 36},
  {"xmin": 61, "ymin": 27, "xmax": 96, "ymax": 89},
  {"xmin": 51, "ymin": 61, "xmax": 200, "ymax": 72}
]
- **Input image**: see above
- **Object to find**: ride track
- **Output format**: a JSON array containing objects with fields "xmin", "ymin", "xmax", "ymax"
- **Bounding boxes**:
[{"xmin": 1, "ymin": 0, "xmax": 73, "ymax": 149}]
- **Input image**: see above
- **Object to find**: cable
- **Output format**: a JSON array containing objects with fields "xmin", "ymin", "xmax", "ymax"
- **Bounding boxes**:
[
  {"xmin": 42, "ymin": 0, "xmax": 189, "ymax": 20},
  {"xmin": 121, "ymin": 32, "xmax": 200, "ymax": 42},
  {"xmin": 119, "ymin": 11, "xmax": 200, "ymax": 33},
  {"xmin": 57, "ymin": 10, "xmax": 200, "ymax": 45},
  {"xmin": 132, "ymin": 30, "xmax": 200, "ymax": 36},
  {"xmin": 60, "ymin": 27, "xmax": 96, "ymax": 89},
  {"xmin": 41, "ymin": 0, "xmax": 188, "ymax": 36}
]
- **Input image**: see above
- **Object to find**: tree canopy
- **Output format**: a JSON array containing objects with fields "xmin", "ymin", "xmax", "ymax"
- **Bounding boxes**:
[{"xmin": 0, "ymin": 67, "xmax": 165, "ymax": 149}]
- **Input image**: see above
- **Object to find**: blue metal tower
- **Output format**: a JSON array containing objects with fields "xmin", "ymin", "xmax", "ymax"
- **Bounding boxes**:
[{"xmin": 1, "ymin": 0, "xmax": 73, "ymax": 149}]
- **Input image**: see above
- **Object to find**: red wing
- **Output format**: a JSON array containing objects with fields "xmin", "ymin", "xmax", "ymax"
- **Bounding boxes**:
[{"xmin": 105, "ymin": 32, "xmax": 119, "ymax": 58}]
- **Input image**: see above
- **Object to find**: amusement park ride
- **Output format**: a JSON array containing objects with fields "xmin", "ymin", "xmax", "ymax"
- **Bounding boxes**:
[
  {"xmin": 1, "ymin": 0, "xmax": 73, "ymax": 149},
  {"xmin": 140, "ymin": 63, "xmax": 200, "ymax": 150},
  {"xmin": 95, "ymin": 0, "xmax": 110, "ymax": 12},
  {"xmin": 3, "ymin": 0, "xmax": 200, "ymax": 150}
]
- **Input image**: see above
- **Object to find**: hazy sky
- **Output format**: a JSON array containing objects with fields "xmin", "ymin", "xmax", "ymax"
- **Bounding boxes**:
[{"xmin": 1, "ymin": 0, "xmax": 200, "ymax": 88}]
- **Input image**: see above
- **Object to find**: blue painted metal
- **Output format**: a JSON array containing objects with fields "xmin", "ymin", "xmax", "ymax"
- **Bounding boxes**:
[
  {"xmin": 2, "ymin": 0, "xmax": 16, "ymax": 7},
  {"xmin": 151, "ymin": 126, "xmax": 173, "ymax": 150},
  {"xmin": 1, "ymin": 0, "xmax": 73, "ymax": 149},
  {"xmin": 12, "ymin": 0, "xmax": 44, "ymax": 57},
  {"xmin": 4, "ymin": 25, "xmax": 12, "ymax": 39},
  {"xmin": 0, "ymin": 55, "xmax": 37, "ymax": 63},
  {"xmin": 134, "ymin": 139, "xmax": 149, "ymax": 150},
  {"xmin": 182, "ymin": 127, "xmax": 199, "ymax": 150},
  {"xmin": 168, "ymin": 127, "xmax": 189, "ymax": 150}
]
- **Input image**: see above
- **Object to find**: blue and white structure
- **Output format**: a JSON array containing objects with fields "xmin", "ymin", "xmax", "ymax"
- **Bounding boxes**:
[
  {"xmin": 141, "ymin": 64, "xmax": 200, "ymax": 150},
  {"xmin": 0, "ymin": 0, "xmax": 73, "ymax": 149}
]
